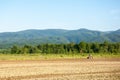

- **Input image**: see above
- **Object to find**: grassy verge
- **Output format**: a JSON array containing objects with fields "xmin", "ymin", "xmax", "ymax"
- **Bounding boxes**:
[
  {"xmin": 0, "ymin": 53, "xmax": 120, "ymax": 61},
  {"xmin": 92, "ymin": 53, "xmax": 120, "ymax": 59},
  {"xmin": 0, "ymin": 53, "xmax": 85, "ymax": 61}
]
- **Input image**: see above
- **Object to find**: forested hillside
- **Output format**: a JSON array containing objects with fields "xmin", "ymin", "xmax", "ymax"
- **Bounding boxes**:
[{"xmin": 0, "ymin": 29, "xmax": 120, "ymax": 48}]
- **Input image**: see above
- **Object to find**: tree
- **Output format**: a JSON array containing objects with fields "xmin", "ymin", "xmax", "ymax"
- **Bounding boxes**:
[
  {"xmin": 91, "ymin": 43, "xmax": 99, "ymax": 53},
  {"xmin": 86, "ymin": 43, "xmax": 93, "ymax": 53},
  {"xmin": 78, "ymin": 41, "xmax": 87, "ymax": 53},
  {"xmin": 11, "ymin": 45, "xmax": 18, "ymax": 54}
]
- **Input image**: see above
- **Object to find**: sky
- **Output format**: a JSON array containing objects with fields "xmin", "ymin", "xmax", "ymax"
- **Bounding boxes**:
[{"xmin": 0, "ymin": 0, "xmax": 120, "ymax": 32}]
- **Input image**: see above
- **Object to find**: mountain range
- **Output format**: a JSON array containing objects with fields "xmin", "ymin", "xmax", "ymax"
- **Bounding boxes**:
[{"xmin": 0, "ymin": 28, "xmax": 120, "ymax": 48}]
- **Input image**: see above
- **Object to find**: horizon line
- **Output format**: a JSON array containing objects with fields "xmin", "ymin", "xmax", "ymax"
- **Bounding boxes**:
[{"xmin": 0, "ymin": 28, "xmax": 119, "ymax": 33}]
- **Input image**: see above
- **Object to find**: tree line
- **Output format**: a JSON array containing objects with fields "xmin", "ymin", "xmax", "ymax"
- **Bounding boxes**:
[{"xmin": 10, "ymin": 41, "xmax": 120, "ymax": 54}]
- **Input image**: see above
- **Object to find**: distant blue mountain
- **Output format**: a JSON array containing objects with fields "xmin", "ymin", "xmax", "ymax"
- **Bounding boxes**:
[{"xmin": 0, "ymin": 29, "xmax": 120, "ymax": 48}]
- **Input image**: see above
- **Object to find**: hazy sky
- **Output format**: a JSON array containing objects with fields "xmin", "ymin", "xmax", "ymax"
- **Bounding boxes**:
[{"xmin": 0, "ymin": 0, "xmax": 120, "ymax": 32}]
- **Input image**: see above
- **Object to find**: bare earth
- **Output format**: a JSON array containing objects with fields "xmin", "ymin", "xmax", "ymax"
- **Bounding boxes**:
[{"xmin": 0, "ymin": 58, "xmax": 120, "ymax": 80}]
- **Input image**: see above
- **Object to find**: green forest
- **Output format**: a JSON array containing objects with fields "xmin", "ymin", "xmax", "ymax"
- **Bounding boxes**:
[{"xmin": 1, "ymin": 41, "xmax": 119, "ymax": 54}]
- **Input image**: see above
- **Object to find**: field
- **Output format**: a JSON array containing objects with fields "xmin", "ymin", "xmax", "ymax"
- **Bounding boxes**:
[
  {"xmin": 0, "ymin": 53, "xmax": 120, "ymax": 60},
  {"xmin": 0, "ymin": 58, "xmax": 120, "ymax": 80}
]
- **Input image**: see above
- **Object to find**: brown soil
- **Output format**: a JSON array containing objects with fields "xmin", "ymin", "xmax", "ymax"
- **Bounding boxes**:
[{"xmin": 0, "ymin": 58, "xmax": 120, "ymax": 80}]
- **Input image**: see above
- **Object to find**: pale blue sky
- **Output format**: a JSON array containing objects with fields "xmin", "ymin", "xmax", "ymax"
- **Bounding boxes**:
[{"xmin": 0, "ymin": 0, "xmax": 120, "ymax": 32}]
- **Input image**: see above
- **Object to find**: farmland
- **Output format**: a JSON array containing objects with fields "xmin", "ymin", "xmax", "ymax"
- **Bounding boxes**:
[
  {"xmin": 0, "ymin": 58, "xmax": 120, "ymax": 80},
  {"xmin": 0, "ymin": 0, "xmax": 120, "ymax": 79}
]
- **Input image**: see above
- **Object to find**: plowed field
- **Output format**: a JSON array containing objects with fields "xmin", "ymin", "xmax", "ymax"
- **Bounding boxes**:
[{"xmin": 0, "ymin": 58, "xmax": 120, "ymax": 80}]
